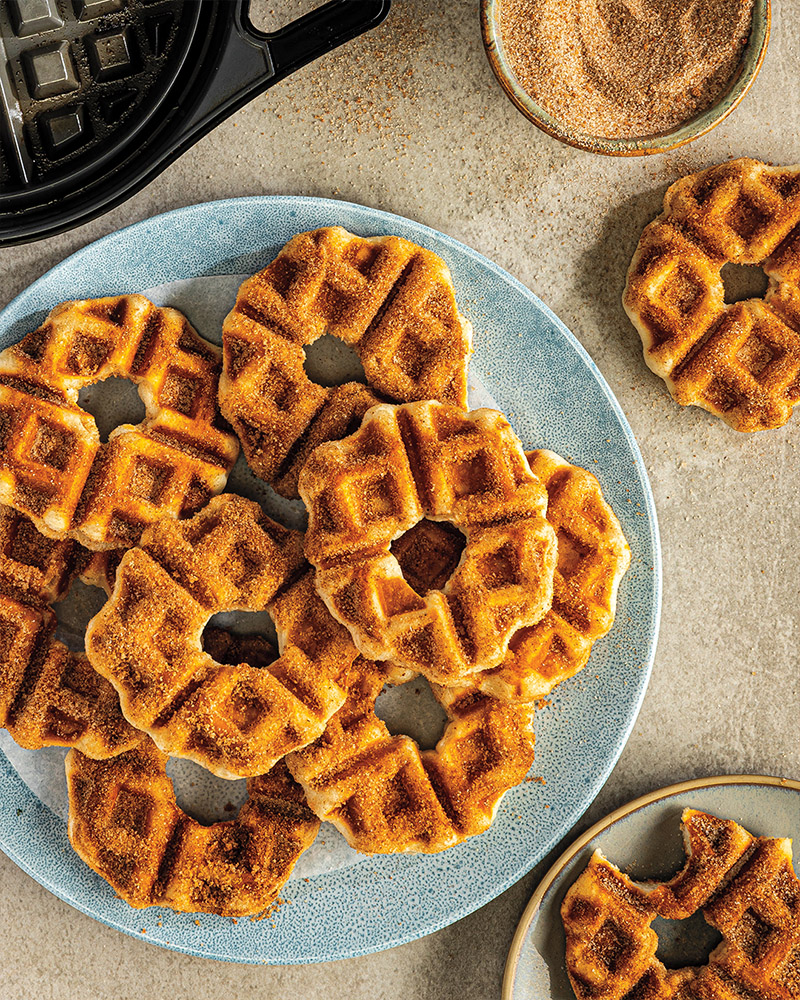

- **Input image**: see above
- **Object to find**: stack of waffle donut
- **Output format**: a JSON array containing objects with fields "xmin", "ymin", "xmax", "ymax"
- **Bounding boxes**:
[{"xmin": 0, "ymin": 227, "xmax": 630, "ymax": 916}]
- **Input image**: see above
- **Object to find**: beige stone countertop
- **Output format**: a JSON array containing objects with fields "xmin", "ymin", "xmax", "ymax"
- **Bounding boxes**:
[{"xmin": 1, "ymin": 2, "xmax": 798, "ymax": 997}]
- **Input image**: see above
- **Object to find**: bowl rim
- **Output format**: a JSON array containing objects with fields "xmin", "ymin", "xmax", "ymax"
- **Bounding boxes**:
[{"xmin": 480, "ymin": 0, "xmax": 772, "ymax": 157}]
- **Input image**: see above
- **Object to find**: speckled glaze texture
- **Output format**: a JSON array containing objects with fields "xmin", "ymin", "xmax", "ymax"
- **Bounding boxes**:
[
  {"xmin": 505, "ymin": 777, "xmax": 800, "ymax": 1000},
  {"xmin": 0, "ymin": 197, "xmax": 661, "ymax": 964}
]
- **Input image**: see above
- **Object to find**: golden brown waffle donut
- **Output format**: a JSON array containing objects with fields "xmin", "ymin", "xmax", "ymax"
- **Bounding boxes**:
[
  {"xmin": 86, "ymin": 495, "xmax": 355, "ymax": 779},
  {"xmin": 66, "ymin": 738, "xmax": 319, "ymax": 916},
  {"xmin": 624, "ymin": 158, "xmax": 800, "ymax": 431},
  {"xmin": 299, "ymin": 401, "xmax": 558, "ymax": 686},
  {"xmin": 219, "ymin": 226, "xmax": 473, "ymax": 498},
  {"xmin": 0, "ymin": 294, "xmax": 239, "ymax": 549},
  {"xmin": 287, "ymin": 658, "xmax": 536, "ymax": 855},
  {"xmin": 562, "ymin": 809, "xmax": 800, "ymax": 1000},
  {"xmin": 0, "ymin": 505, "xmax": 140, "ymax": 757}
]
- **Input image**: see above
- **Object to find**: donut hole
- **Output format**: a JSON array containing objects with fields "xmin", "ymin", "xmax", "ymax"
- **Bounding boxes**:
[
  {"xmin": 53, "ymin": 578, "xmax": 109, "ymax": 652},
  {"xmin": 202, "ymin": 610, "xmax": 279, "ymax": 668},
  {"xmin": 652, "ymin": 911, "xmax": 723, "ymax": 969},
  {"xmin": 720, "ymin": 262, "xmax": 769, "ymax": 304},
  {"xmin": 77, "ymin": 376, "xmax": 147, "ymax": 443},
  {"xmin": 165, "ymin": 756, "xmax": 248, "ymax": 826},
  {"xmin": 303, "ymin": 333, "xmax": 366, "ymax": 387},
  {"xmin": 390, "ymin": 519, "xmax": 466, "ymax": 597},
  {"xmin": 375, "ymin": 676, "xmax": 448, "ymax": 751}
]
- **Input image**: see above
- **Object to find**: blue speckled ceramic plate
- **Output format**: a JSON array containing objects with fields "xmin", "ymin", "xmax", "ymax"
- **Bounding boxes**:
[
  {"xmin": 0, "ymin": 197, "xmax": 660, "ymax": 964},
  {"xmin": 504, "ymin": 775, "xmax": 800, "ymax": 1000}
]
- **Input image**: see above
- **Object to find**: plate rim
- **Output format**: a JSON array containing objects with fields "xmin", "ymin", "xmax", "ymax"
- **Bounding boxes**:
[
  {"xmin": 0, "ymin": 194, "xmax": 662, "ymax": 963},
  {"xmin": 502, "ymin": 772, "xmax": 800, "ymax": 1000}
]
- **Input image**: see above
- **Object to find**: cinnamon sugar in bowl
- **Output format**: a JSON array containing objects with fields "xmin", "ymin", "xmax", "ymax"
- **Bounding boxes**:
[{"xmin": 481, "ymin": 0, "xmax": 770, "ymax": 156}]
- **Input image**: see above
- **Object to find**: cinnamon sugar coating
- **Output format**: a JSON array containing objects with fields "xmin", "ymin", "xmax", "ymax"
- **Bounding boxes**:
[
  {"xmin": 67, "ymin": 739, "xmax": 319, "ymax": 916},
  {"xmin": 625, "ymin": 158, "xmax": 800, "ymax": 431},
  {"xmin": 219, "ymin": 227, "xmax": 472, "ymax": 498},
  {"xmin": 86, "ymin": 495, "xmax": 354, "ymax": 778},
  {"xmin": 0, "ymin": 294, "xmax": 238, "ymax": 549},
  {"xmin": 299, "ymin": 401, "xmax": 558, "ymax": 685},
  {"xmin": 562, "ymin": 809, "xmax": 800, "ymax": 1000}
]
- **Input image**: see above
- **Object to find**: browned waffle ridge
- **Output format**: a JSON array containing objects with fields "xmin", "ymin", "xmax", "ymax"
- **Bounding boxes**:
[
  {"xmin": 299, "ymin": 401, "xmax": 558, "ymax": 685},
  {"xmin": 219, "ymin": 226, "xmax": 473, "ymax": 498},
  {"xmin": 0, "ymin": 504, "xmax": 140, "ymax": 757},
  {"xmin": 85, "ymin": 494, "xmax": 355, "ymax": 779},
  {"xmin": 562, "ymin": 808, "xmax": 800, "ymax": 1000},
  {"xmin": 624, "ymin": 158, "xmax": 800, "ymax": 431},
  {"xmin": 0, "ymin": 294, "xmax": 239, "ymax": 549},
  {"xmin": 66, "ymin": 738, "xmax": 319, "ymax": 916}
]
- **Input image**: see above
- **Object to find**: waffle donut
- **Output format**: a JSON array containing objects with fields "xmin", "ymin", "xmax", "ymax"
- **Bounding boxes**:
[
  {"xmin": 85, "ymin": 494, "xmax": 355, "ymax": 779},
  {"xmin": 219, "ymin": 226, "xmax": 473, "ymax": 498},
  {"xmin": 562, "ymin": 809, "xmax": 800, "ymax": 1000},
  {"xmin": 287, "ymin": 658, "xmax": 536, "ymax": 855},
  {"xmin": 66, "ymin": 738, "xmax": 319, "ymax": 916},
  {"xmin": 299, "ymin": 401, "xmax": 558, "ymax": 685},
  {"xmin": 0, "ymin": 505, "xmax": 140, "ymax": 758},
  {"xmin": 411, "ymin": 450, "xmax": 632, "ymax": 703},
  {"xmin": 624, "ymin": 158, "xmax": 800, "ymax": 431},
  {"xmin": 0, "ymin": 294, "xmax": 239, "ymax": 549}
]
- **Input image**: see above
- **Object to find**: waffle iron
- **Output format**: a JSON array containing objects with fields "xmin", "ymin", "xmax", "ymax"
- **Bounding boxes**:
[{"xmin": 0, "ymin": 0, "xmax": 391, "ymax": 246}]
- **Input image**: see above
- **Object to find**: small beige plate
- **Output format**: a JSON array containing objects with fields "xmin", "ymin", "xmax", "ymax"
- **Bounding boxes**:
[{"xmin": 503, "ymin": 774, "xmax": 800, "ymax": 999}]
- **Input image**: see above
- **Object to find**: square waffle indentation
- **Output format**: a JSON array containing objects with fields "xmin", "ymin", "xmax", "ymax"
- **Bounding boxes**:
[
  {"xmin": 25, "ymin": 42, "xmax": 79, "ymax": 100},
  {"xmin": 40, "ymin": 104, "xmax": 89, "ymax": 157},
  {"xmin": 160, "ymin": 368, "xmax": 203, "ymax": 417},
  {"xmin": 221, "ymin": 540, "xmax": 267, "ymax": 591},
  {"xmin": 344, "ymin": 241, "xmax": 382, "ymax": 277},
  {"xmin": 557, "ymin": 529, "xmax": 592, "ymax": 579},
  {"xmin": 230, "ymin": 682, "xmax": 266, "ymax": 734},
  {"xmin": 478, "ymin": 542, "xmax": 519, "ymax": 590},
  {"xmin": 590, "ymin": 918, "xmax": 636, "ymax": 974},
  {"xmin": 11, "ymin": 0, "xmax": 63, "ymax": 36},
  {"xmin": 726, "ymin": 194, "xmax": 775, "ymax": 243},
  {"xmin": 30, "ymin": 420, "xmax": 76, "ymax": 472},
  {"xmin": 360, "ymin": 473, "xmax": 402, "ymax": 522},
  {"xmin": 65, "ymin": 332, "xmax": 111, "ymax": 377},
  {"xmin": 110, "ymin": 786, "xmax": 151, "ymax": 837},
  {"xmin": 732, "ymin": 907, "xmax": 774, "ymax": 962},
  {"xmin": 261, "ymin": 364, "xmax": 298, "ymax": 413},
  {"xmin": 44, "ymin": 706, "xmax": 85, "ymax": 742},
  {"xmin": 60, "ymin": 658, "xmax": 100, "ymax": 700},
  {"xmin": 87, "ymin": 28, "xmax": 136, "ymax": 82},
  {"xmin": 451, "ymin": 450, "xmax": 491, "ymax": 498},
  {"xmin": 658, "ymin": 263, "xmax": 706, "ymax": 318},
  {"xmin": 315, "ymin": 283, "xmax": 361, "ymax": 327},
  {"xmin": 704, "ymin": 377, "xmax": 742, "ymax": 413},
  {"xmin": 737, "ymin": 334, "xmax": 779, "ymax": 379},
  {"xmin": 129, "ymin": 458, "xmax": 171, "ymax": 505}
]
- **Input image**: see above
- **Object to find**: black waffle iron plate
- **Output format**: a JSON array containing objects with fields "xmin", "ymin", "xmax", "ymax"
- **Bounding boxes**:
[{"xmin": 0, "ymin": 0, "xmax": 391, "ymax": 245}]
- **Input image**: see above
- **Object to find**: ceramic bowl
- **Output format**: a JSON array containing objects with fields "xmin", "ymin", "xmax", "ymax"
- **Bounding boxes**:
[{"xmin": 481, "ymin": 0, "xmax": 771, "ymax": 156}]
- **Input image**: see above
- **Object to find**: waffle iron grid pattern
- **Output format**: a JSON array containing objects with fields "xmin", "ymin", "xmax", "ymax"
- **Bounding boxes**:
[{"xmin": 0, "ymin": 0, "xmax": 190, "ymax": 191}]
